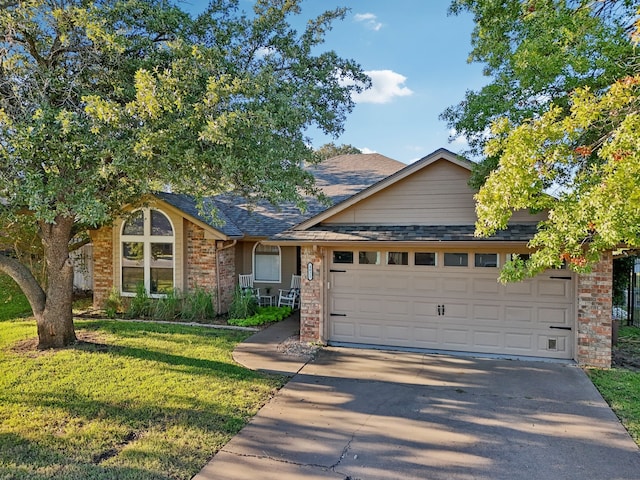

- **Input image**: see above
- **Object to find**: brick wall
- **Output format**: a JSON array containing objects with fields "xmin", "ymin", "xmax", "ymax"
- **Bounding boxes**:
[
  {"xmin": 577, "ymin": 251, "xmax": 613, "ymax": 368},
  {"xmin": 185, "ymin": 221, "xmax": 217, "ymax": 291},
  {"xmin": 89, "ymin": 227, "xmax": 113, "ymax": 308},
  {"xmin": 217, "ymin": 243, "xmax": 236, "ymax": 313},
  {"xmin": 300, "ymin": 245, "xmax": 324, "ymax": 343}
]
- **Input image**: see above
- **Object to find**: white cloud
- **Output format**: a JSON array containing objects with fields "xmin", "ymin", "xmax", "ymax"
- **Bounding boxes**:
[
  {"xmin": 353, "ymin": 70, "xmax": 413, "ymax": 104},
  {"xmin": 360, "ymin": 147, "xmax": 378, "ymax": 154},
  {"xmin": 354, "ymin": 13, "xmax": 383, "ymax": 31},
  {"xmin": 448, "ymin": 128, "xmax": 469, "ymax": 147}
]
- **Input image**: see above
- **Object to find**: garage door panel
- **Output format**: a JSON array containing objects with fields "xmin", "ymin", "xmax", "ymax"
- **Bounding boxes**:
[
  {"xmin": 538, "ymin": 279, "xmax": 571, "ymax": 298},
  {"xmin": 328, "ymin": 253, "xmax": 575, "ymax": 360},
  {"xmin": 505, "ymin": 306, "xmax": 533, "ymax": 323},
  {"xmin": 473, "ymin": 304, "xmax": 501, "ymax": 322},
  {"xmin": 473, "ymin": 330, "xmax": 501, "ymax": 348}
]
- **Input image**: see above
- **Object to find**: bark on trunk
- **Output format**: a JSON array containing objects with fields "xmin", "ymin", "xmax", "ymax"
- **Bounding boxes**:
[{"xmin": 35, "ymin": 215, "xmax": 76, "ymax": 349}]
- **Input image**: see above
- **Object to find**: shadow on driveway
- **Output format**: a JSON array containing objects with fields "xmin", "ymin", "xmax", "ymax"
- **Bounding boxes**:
[{"xmin": 195, "ymin": 347, "xmax": 640, "ymax": 480}]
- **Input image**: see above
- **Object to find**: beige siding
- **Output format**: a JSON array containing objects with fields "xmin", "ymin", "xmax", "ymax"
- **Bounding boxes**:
[
  {"xmin": 238, "ymin": 241, "xmax": 300, "ymax": 294},
  {"xmin": 325, "ymin": 159, "xmax": 545, "ymax": 225}
]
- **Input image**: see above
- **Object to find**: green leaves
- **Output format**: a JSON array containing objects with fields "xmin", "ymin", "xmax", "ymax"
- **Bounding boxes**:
[{"xmin": 476, "ymin": 75, "xmax": 640, "ymax": 280}]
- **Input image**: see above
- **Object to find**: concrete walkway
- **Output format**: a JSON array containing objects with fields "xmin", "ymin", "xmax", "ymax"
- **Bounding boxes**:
[
  {"xmin": 195, "ymin": 321, "xmax": 640, "ymax": 480},
  {"xmin": 231, "ymin": 311, "xmax": 311, "ymax": 376}
]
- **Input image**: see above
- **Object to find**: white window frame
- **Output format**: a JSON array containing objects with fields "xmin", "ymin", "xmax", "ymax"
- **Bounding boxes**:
[
  {"xmin": 253, "ymin": 243, "xmax": 281, "ymax": 283},
  {"xmin": 120, "ymin": 208, "xmax": 175, "ymax": 297}
]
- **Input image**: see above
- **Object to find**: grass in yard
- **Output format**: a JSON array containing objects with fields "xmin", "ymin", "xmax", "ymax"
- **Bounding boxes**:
[
  {"xmin": 0, "ymin": 275, "xmax": 32, "ymax": 321},
  {"xmin": 0, "ymin": 318, "xmax": 285, "ymax": 479},
  {"xmin": 588, "ymin": 325, "xmax": 640, "ymax": 445}
]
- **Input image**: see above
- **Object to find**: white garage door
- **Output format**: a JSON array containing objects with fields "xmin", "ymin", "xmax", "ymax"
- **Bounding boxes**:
[{"xmin": 328, "ymin": 250, "xmax": 575, "ymax": 359}]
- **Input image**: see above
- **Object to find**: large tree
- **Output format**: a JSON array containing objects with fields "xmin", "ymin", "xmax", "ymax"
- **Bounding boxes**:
[
  {"xmin": 442, "ymin": 0, "xmax": 638, "ymax": 187},
  {"xmin": 0, "ymin": 0, "xmax": 368, "ymax": 348},
  {"xmin": 447, "ymin": 0, "xmax": 640, "ymax": 280}
]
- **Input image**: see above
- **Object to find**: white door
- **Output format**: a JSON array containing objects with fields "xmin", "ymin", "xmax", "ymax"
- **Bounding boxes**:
[{"xmin": 327, "ymin": 250, "xmax": 575, "ymax": 359}]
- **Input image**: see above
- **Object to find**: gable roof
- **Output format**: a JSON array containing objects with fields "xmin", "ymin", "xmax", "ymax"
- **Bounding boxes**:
[
  {"xmin": 293, "ymin": 148, "xmax": 471, "ymax": 231},
  {"xmin": 153, "ymin": 153, "xmax": 406, "ymax": 239}
]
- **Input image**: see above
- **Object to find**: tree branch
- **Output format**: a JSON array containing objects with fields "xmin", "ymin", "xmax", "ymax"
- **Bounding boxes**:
[{"xmin": 0, "ymin": 253, "xmax": 45, "ymax": 315}]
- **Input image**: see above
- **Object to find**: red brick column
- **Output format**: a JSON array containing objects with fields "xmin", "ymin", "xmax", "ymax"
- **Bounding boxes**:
[
  {"xmin": 216, "ymin": 244, "xmax": 236, "ymax": 314},
  {"xmin": 300, "ymin": 245, "xmax": 324, "ymax": 343},
  {"xmin": 185, "ymin": 221, "xmax": 217, "ymax": 291},
  {"xmin": 577, "ymin": 251, "xmax": 613, "ymax": 367},
  {"xmin": 89, "ymin": 227, "xmax": 113, "ymax": 308}
]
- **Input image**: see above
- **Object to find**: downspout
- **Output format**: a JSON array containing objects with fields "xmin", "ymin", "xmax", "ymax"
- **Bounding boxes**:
[{"xmin": 215, "ymin": 240, "xmax": 237, "ymax": 314}]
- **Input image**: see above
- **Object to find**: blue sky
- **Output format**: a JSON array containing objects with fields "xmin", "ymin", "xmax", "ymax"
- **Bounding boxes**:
[
  {"xmin": 287, "ymin": 1, "xmax": 488, "ymax": 164},
  {"xmin": 187, "ymin": 1, "xmax": 488, "ymax": 164}
]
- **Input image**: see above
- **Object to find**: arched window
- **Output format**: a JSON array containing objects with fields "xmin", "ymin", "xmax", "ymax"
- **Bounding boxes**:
[
  {"xmin": 253, "ymin": 243, "xmax": 281, "ymax": 283},
  {"xmin": 121, "ymin": 209, "xmax": 174, "ymax": 295}
]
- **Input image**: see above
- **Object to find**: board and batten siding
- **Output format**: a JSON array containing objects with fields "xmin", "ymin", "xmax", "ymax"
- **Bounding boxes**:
[{"xmin": 325, "ymin": 159, "xmax": 546, "ymax": 225}]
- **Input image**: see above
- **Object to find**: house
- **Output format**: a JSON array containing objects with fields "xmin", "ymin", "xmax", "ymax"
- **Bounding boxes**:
[
  {"xmin": 269, "ymin": 149, "xmax": 613, "ymax": 368},
  {"xmin": 90, "ymin": 149, "xmax": 613, "ymax": 368},
  {"xmin": 90, "ymin": 153, "xmax": 405, "ymax": 314}
]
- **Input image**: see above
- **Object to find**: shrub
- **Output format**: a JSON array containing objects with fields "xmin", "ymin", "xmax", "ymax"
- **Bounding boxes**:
[
  {"xmin": 228, "ymin": 287, "xmax": 258, "ymax": 320},
  {"xmin": 125, "ymin": 282, "xmax": 151, "ymax": 318},
  {"xmin": 181, "ymin": 286, "xmax": 215, "ymax": 322},
  {"xmin": 228, "ymin": 306, "xmax": 293, "ymax": 327},
  {"xmin": 152, "ymin": 289, "xmax": 182, "ymax": 321},
  {"xmin": 103, "ymin": 286, "xmax": 122, "ymax": 319}
]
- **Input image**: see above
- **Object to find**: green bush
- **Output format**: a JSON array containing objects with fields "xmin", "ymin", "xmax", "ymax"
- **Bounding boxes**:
[
  {"xmin": 125, "ymin": 282, "xmax": 151, "ymax": 318},
  {"xmin": 181, "ymin": 286, "xmax": 216, "ymax": 322},
  {"xmin": 228, "ymin": 287, "xmax": 258, "ymax": 320},
  {"xmin": 152, "ymin": 288, "xmax": 182, "ymax": 321},
  {"xmin": 103, "ymin": 286, "xmax": 122, "ymax": 319},
  {"xmin": 228, "ymin": 306, "xmax": 293, "ymax": 327}
]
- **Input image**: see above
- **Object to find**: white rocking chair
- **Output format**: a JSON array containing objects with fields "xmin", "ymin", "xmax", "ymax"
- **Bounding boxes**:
[
  {"xmin": 277, "ymin": 274, "xmax": 301, "ymax": 309},
  {"xmin": 238, "ymin": 273, "xmax": 260, "ymax": 301}
]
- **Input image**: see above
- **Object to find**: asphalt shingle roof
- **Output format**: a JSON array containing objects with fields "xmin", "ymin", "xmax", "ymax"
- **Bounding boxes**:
[
  {"xmin": 155, "ymin": 153, "xmax": 406, "ymax": 238},
  {"xmin": 272, "ymin": 224, "xmax": 540, "ymax": 243}
]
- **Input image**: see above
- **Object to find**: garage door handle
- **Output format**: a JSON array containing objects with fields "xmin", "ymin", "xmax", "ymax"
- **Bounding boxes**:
[
  {"xmin": 550, "ymin": 276, "xmax": 572, "ymax": 280},
  {"xmin": 330, "ymin": 313, "xmax": 347, "ymax": 317},
  {"xmin": 330, "ymin": 269, "xmax": 346, "ymax": 273},
  {"xmin": 549, "ymin": 326, "xmax": 572, "ymax": 331}
]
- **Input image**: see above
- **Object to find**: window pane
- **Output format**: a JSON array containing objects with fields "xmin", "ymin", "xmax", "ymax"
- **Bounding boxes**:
[
  {"xmin": 151, "ymin": 243, "xmax": 173, "ymax": 268},
  {"xmin": 255, "ymin": 253, "xmax": 280, "ymax": 282},
  {"xmin": 444, "ymin": 253, "xmax": 468, "ymax": 267},
  {"xmin": 508, "ymin": 253, "xmax": 531, "ymax": 262},
  {"xmin": 415, "ymin": 252, "xmax": 436, "ymax": 266},
  {"xmin": 122, "ymin": 242, "xmax": 144, "ymax": 265},
  {"xmin": 333, "ymin": 251, "xmax": 353, "ymax": 264},
  {"xmin": 122, "ymin": 267, "xmax": 144, "ymax": 293},
  {"xmin": 475, "ymin": 253, "xmax": 498, "ymax": 267},
  {"xmin": 359, "ymin": 251, "xmax": 380, "ymax": 265},
  {"xmin": 123, "ymin": 210, "xmax": 144, "ymax": 235},
  {"xmin": 151, "ymin": 268, "xmax": 173, "ymax": 293},
  {"xmin": 387, "ymin": 252, "xmax": 408, "ymax": 265},
  {"xmin": 151, "ymin": 210, "xmax": 173, "ymax": 236}
]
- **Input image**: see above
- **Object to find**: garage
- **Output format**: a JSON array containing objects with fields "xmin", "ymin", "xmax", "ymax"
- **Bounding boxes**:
[{"xmin": 327, "ymin": 249, "xmax": 575, "ymax": 359}]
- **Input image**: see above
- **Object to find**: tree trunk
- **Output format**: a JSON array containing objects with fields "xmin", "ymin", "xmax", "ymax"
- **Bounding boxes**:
[{"xmin": 35, "ymin": 215, "xmax": 76, "ymax": 349}]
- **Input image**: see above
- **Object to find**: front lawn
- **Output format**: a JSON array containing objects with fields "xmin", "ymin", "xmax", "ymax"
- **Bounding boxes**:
[
  {"xmin": 0, "ymin": 275, "xmax": 32, "ymax": 321},
  {"xmin": 588, "ymin": 325, "xmax": 640, "ymax": 444},
  {"xmin": 0, "ymin": 318, "xmax": 285, "ymax": 479}
]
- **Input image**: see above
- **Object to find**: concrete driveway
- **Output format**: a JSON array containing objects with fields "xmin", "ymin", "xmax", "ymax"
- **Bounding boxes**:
[{"xmin": 194, "ymin": 347, "xmax": 640, "ymax": 480}]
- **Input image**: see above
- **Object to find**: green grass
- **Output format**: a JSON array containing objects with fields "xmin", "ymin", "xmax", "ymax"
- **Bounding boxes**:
[
  {"xmin": 588, "ymin": 325, "xmax": 640, "ymax": 445},
  {"xmin": 0, "ymin": 275, "xmax": 32, "ymax": 321},
  {"xmin": 0, "ymin": 318, "xmax": 285, "ymax": 479}
]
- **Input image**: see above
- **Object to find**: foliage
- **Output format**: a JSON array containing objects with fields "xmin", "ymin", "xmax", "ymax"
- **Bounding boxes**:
[
  {"xmin": 0, "ymin": 274, "xmax": 31, "ymax": 321},
  {"xmin": 0, "ymin": 318, "xmax": 285, "ymax": 479},
  {"xmin": 228, "ymin": 287, "xmax": 259, "ymax": 321},
  {"xmin": 103, "ymin": 286, "xmax": 123, "ymax": 319},
  {"xmin": 0, "ymin": 0, "xmax": 367, "ymax": 347},
  {"xmin": 613, "ymin": 257, "xmax": 636, "ymax": 307},
  {"xmin": 151, "ymin": 288, "xmax": 181, "ymax": 321},
  {"xmin": 315, "ymin": 142, "xmax": 362, "ymax": 160},
  {"xmin": 443, "ymin": 0, "xmax": 638, "ymax": 185},
  {"xmin": 179, "ymin": 287, "xmax": 215, "ymax": 322},
  {"xmin": 124, "ymin": 282, "xmax": 151, "ymax": 319},
  {"xmin": 228, "ymin": 306, "xmax": 293, "ymax": 327},
  {"xmin": 475, "ymin": 75, "xmax": 640, "ymax": 280}
]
